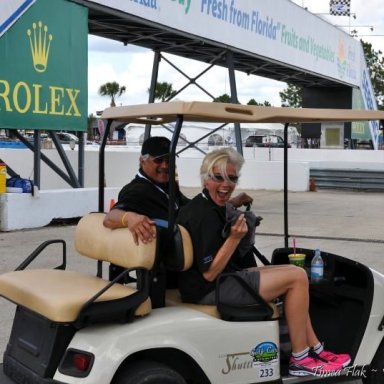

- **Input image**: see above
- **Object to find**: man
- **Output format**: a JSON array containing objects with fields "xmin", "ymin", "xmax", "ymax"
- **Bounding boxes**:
[{"xmin": 103, "ymin": 136, "xmax": 189, "ymax": 245}]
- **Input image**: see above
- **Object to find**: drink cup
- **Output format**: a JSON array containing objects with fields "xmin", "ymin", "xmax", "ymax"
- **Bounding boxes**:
[{"xmin": 288, "ymin": 253, "xmax": 306, "ymax": 268}]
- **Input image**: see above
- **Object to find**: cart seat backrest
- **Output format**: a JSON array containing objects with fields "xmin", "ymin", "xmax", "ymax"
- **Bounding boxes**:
[
  {"xmin": 75, "ymin": 212, "xmax": 156, "ymax": 270},
  {"xmin": 163, "ymin": 224, "xmax": 194, "ymax": 272}
]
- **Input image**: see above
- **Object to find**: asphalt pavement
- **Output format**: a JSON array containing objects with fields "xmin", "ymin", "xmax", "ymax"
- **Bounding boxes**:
[{"xmin": 0, "ymin": 188, "xmax": 383, "ymax": 367}]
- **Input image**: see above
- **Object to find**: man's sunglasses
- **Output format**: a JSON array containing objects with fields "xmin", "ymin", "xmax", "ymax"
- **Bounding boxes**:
[
  {"xmin": 211, "ymin": 174, "xmax": 239, "ymax": 184},
  {"xmin": 151, "ymin": 156, "xmax": 169, "ymax": 164}
]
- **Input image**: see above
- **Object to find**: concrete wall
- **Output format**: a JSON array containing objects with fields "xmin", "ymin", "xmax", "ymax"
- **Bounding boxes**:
[
  {"xmin": 0, "ymin": 188, "xmax": 119, "ymax": 231},
  {"xmin": 1, "ymin": 145, "xmax": 383, "ymax": 190},
  {"xmin": 0, "ymin": 145, "xmax": 383, "ymax": 231}
]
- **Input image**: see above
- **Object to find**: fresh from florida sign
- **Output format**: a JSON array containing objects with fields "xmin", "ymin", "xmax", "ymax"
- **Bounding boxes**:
[{"xmin": 0, "ymin": 0, "xmax": 88, "ymax": 131}]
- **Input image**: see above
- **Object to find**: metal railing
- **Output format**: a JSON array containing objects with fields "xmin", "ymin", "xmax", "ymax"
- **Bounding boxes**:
[{"xmin": 310, "ymin": 168, "xmax": 384, "ymax": 191}]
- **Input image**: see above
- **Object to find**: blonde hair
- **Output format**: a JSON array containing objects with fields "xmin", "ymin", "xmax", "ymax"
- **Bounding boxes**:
[{"xmin": 200, "ymin": 147, "xmax": 244, "ymax": 186}]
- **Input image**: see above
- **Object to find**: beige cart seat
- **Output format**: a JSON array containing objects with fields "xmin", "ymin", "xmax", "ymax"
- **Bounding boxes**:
[{"xmin": 0, "ymin": 213, "xmax": 155, "ymax": 324}]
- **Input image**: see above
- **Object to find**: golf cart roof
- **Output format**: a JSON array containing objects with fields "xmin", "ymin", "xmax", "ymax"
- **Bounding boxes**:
[{"xmin": 101, "ymin": 101, "xmax": 384, "ymax": 125}]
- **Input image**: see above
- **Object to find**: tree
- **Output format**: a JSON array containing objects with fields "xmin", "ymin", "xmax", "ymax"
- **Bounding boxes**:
[
  {"xmin": 279, "ymin": 84, "xmax": 303, "ymax": 108},
  {"xmin": 247, "ymin": 98, "xmax": 271, "ymax": 106},
  {"xmin": 362, "ymin": 41, "xmax": 384, "ymax": 110},
  {"xmin": 213, "ymin": 93, "xmax": 232, "ymax": 103},
  {"xmin": 153, "ymin": 81, "xmax": 177, "ymax": 102},
  {"xmin": 98, "ymin": 81, "xmax": 126, "ymax": 107}
]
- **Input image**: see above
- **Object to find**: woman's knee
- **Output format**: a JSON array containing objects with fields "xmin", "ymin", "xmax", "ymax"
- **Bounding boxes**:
[{"xmin": 291, "ymin": 266, "xmax": 309, "ymax": 287}]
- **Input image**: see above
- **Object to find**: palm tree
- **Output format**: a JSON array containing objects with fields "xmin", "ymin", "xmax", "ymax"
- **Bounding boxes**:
[
  {"xmin": 99, "ymin": 81, "xmax": 126, "ymax": 107},
  {"xmin": 153, "ymin": 81, "xmax": 177, "ymax": 102}
]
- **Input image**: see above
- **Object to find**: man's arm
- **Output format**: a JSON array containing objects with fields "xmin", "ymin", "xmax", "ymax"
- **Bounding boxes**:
[{"xmin": 103, "ymin": 208, "xmax": 156, "ymax": 245}]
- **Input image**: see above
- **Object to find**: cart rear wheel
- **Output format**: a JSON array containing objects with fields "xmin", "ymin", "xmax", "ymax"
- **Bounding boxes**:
[{"xmin": 114, "ymin": 360, "xmax": 186, "ymax": 384}]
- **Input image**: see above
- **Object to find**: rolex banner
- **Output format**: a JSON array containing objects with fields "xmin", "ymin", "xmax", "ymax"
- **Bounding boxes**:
[{"xmin": 0, "ymin": 0, "xmax": 88, "ymax": 131}]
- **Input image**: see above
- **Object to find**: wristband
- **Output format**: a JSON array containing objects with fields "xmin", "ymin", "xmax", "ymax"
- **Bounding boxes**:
[{"xmin": 121, "ymin": 212, "xmax": 129, "ymax": 227}]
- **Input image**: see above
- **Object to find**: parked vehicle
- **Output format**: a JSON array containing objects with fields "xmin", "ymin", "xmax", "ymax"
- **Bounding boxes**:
[
  {"xmin": 245, "ymin": 134, "xmax": 291, "ymax": 148},
  {"xmin": 57, "ymin": 132, "xmax": 79, "ymax": 144},
  {"xmin": 1, "ymin": 102, "xmax": 384, "ymax": 384}
]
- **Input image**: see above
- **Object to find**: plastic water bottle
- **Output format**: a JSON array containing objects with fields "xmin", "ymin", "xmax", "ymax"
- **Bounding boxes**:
[{"xmin": 311, "ymin": 248, "xmax": 324, "ymax": 283}]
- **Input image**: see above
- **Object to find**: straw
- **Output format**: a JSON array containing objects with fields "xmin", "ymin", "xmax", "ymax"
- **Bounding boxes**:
[{"xmin": 293, "ymin": 238, "xmax": 296, "ymax": 256}]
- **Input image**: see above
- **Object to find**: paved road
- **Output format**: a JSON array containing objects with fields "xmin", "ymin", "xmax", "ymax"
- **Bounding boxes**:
[{"xmin": 0, "ymin": 188, "xmax": 383, "ymax": 369}]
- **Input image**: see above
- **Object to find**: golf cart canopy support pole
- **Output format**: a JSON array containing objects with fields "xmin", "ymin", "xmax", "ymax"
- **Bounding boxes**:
[
  {"xmin": 98, "ymin": 119, "xmax": 112, "ymax": 212},
  {"xmin": 284, "ymin": 122, "xmax": 289, "ymax": 248},
  {"xmin": 168, "ymin": 115, "xmax": 184, "ymax": 234}
]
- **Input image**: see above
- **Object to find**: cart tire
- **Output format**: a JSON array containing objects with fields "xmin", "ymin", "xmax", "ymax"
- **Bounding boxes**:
[
  {"xmin": 114, "ymin": 360, "xmax": 186, "ymax": 384},
  {"xmin": 363, "ymin": 341, "xmax": 384, "ymax": 384}
]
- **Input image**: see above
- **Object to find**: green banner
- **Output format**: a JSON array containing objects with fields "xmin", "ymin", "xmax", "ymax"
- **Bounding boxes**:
[{"xmin": 0, "ymin": 0, "xmax": 87, "ymax": 131}]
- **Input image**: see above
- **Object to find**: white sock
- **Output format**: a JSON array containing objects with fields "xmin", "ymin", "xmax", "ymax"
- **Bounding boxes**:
[
  {"xmin": 313, "ymin": 342, "xmax": 324, "ymax": 354},
  {"xmin": 292, "ymin": 347, "xmax": 309, "ymax": 361}
]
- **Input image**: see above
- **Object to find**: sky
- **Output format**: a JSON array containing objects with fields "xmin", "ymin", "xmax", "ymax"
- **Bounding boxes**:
[{"xmin": 87, "ymin": 0, "xmax": 384, "ymax": 116}]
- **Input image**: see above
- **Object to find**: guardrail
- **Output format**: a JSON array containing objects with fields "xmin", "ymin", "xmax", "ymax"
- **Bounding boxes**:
[{"xmin": 310, "ymin": 168, "xmax": 384, "ymax": 191}]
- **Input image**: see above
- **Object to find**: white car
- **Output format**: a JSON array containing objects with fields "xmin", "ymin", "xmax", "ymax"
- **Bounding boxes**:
[
  {"xmin": 1, "ymin": 102, "xmax": 384, "ymax": 384},
  {"xmin": 57, "ymin": 132, "xmax": 79, "ymax": 144}
]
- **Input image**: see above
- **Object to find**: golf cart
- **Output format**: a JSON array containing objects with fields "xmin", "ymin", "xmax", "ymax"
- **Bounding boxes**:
[{"xmin": 1, "ymin": 102, "xmax": 384, "ymax": 384}]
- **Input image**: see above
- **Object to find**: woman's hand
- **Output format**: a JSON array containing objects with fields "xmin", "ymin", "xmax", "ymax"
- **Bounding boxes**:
[
  {"xmin": 203, "ymin": 214, "xmax": 248, "ymax": 282},
  {"xmin": 229, "ymin": 214, "xmax": 248, "ymax": 240}
]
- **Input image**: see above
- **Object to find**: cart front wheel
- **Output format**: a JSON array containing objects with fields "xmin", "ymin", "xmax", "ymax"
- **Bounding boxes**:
[{"xmin": 114, "ymin": 360, "xmax": 186, "ymax": 384}]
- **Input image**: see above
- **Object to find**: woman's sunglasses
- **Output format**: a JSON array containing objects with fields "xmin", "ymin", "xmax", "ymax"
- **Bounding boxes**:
[{"xmin": 210, "ymin": 174, "xmax": 239, "ymax": 184}]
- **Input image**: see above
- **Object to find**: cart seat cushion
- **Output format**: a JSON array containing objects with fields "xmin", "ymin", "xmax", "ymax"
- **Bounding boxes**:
[
  {"xmin": 165, "ymin": 289, "xmax": 279, "ymax": 320},
  {"xmin": 0, "ymin": 269, "xmax": 151, "ymax": 322},
  {"xmin": 75, "ymin": 213, "xmax": 156, "ymax": 270},
  {"xmin": 165, "ymin": 289, "xmax": 220, "ymax": 318}
]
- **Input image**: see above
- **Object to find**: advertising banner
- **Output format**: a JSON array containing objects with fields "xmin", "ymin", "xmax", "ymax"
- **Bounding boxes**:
[
  {"xmin": 0, "ymin": 0, "xmax": 88, "ymax": 131},
  {"xmin": 0, "ymin": 0, "xmax": 35, "ymax": 37},
  {"xmin": 359, "ymin": 51, "xmax": 380, "ymax": 149},
  {"xmin": 92, "ymin": 0, "xmax": 361, "ymax": 88},
  {"xmin": 91, "ymin": 0, "xmax": 379, "ymax": 146}
]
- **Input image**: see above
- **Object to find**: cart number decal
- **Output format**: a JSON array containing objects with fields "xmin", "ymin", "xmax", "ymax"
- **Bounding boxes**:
[
  {"xmin": 259, "ymin": 367, "xmax": 275, "ymax": 378},
  {"xmin": 250, "ymin": 341, "xmax": 279, "ymax": 378}
]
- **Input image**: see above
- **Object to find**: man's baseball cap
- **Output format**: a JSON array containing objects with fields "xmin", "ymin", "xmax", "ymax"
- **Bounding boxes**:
[{"xmin": 141, "ymin": 136, "xmax": 170, "ymax": 158}]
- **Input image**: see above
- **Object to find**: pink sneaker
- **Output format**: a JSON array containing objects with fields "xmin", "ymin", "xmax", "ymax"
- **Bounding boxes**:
[
  {"xmin": 289, "ymin": 355, "xmax": 342, "ymax": 376},
  {"xmin": 317, "ymin": 350, "xmax": 351, "ymax": 368}
]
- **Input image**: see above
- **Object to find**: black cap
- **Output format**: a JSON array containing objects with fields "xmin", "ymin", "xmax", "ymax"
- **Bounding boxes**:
[{"xmin": 141, "ymin": 136, "xmax": 170, "ymax": 158}]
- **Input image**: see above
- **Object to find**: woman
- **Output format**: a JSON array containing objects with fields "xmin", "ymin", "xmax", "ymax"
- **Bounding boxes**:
[{"xmin": 176, "ymin": 147, "xmax": 350, "ymax": 377}]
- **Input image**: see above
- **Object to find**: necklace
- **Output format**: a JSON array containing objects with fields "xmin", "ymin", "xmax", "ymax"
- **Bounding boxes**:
[{"xmin": 137, "ymin": 171, "xmax": 179, "ymax": 209}]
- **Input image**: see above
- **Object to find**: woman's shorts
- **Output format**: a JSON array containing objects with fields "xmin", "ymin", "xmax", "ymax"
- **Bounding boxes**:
[{"xmin": 198, "ymin": 269, "xmax": 260, "ymax": 305}]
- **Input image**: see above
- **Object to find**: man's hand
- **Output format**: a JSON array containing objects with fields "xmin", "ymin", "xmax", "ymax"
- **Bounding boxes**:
[
  {"xmin": 103, "ymin": 209, "xmax": 156, "ymax": 245},
  {"xmin": 127, "ymin": 214, "xmax": 156, "ymax": 245},
  {"xmin": 229, "ymin": 192, "xmax": 253, "ymax": 208}
]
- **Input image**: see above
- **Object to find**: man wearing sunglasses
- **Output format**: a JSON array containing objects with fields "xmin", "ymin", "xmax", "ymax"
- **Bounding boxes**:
[{"xmin": 103, "ymin": 136, "xmax": 189, "ymax": 246}]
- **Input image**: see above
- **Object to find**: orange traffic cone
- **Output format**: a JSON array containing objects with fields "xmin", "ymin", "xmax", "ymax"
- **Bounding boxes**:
[{"xmin": 309, "ymin": 177, "xmax": 316, "ymax": 192}]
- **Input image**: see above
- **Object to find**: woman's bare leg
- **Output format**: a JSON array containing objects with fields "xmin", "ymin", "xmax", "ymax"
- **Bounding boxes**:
[
  {"xmin": 306, "ymin": 315, "xmax": 320, "ymax": 347},
  {"xmin": 257, "ymin": 265, "xmax": 311, "ymax": 353}
]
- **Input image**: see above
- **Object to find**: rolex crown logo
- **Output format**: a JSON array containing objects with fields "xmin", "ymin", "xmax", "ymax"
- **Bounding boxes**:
[{"xmin": 27, "ymin": 21, "xmax": 53, "ymax": 73}]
